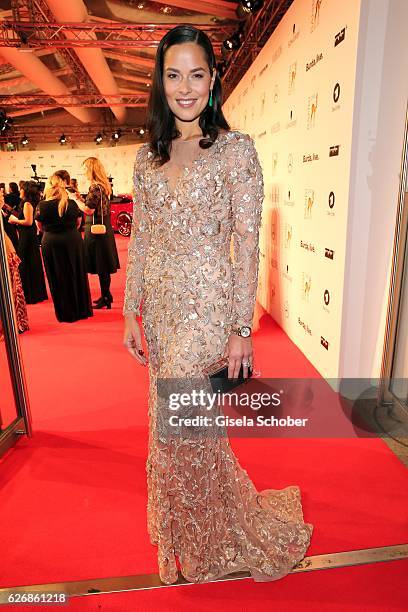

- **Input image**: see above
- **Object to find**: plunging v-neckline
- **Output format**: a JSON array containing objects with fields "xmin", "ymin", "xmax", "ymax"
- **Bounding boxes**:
[{"xmin": 155, "ymin": 132, "xmax": 228, "ymax": 199}]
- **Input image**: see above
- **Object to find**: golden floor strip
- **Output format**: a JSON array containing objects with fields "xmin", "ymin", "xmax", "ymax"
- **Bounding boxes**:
[{"xmin": 0, "ymin": 544, "xmax": 406, "ymax": 602}]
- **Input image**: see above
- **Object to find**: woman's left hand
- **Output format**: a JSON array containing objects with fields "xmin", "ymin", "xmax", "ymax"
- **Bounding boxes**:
[
  {"xmin": 8, "ymin": 214, "xmax": 18, "ymax": 225},
  {"xmin": 223, "ymin": 334, "xmax": 253, "ymax": 379}
]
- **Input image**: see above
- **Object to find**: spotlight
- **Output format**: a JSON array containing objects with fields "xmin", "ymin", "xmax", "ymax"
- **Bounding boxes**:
[
  {"xmin": 21, "ymin": 135, "xmax": 29, "ymax": 146},
  {"xmin": 95, "ymin": 132, "xmax": 103, "ymax": 144},
  {"xmin": 112, "ymin": 128, "xmax": 122, "ymax": 141},
  {"xmin": 240, "ymin": 0, "xmax": 264, "ymax": 13},
  {"xmin": 0, "ymin": 110, "xmax": 13, "ymax": 133},
  {"xmin": 59, "ymin": 133, "xmax": 67, "ymax": 145},
  {"xmin": 138, "ymin": 127, "xmax": 145, "ymax": 136},
  {"xmin": 223, "ymin": 31, "xmax": 242, "ymax": 51}
]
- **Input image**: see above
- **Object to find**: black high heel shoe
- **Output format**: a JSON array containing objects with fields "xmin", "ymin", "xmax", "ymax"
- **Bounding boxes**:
[
  {"xmin": 93, "ymin": 296, "xmax": 103, "ymax": 305},
  {"xmin": 94, "ymin": 296, "xmax": 111, "ymax": 309}
]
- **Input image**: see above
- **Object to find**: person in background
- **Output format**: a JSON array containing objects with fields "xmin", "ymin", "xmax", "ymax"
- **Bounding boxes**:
[
  {"xmin": 0, "ymin": 191, "xmax": 29, "ymax": 339},
  {"xmin": 1, "ymin": 182, "xmax": 20, "ymax": 251},
  {"xmin": 35, "ymin": 174, "xmax": 92, "ymax": 323},
  {"xmin": 8, "ymin": 181, "xmax": 47, "ymax": 304},
  {"xmin": 79, "ymin": 157, "xmax": 120, "ymax": 309}
]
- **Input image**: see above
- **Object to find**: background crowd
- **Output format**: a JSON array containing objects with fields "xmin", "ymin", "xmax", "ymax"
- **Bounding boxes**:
[{"xmin": 0, "ymin": 157, "xmax": 120, "ymax": 335}]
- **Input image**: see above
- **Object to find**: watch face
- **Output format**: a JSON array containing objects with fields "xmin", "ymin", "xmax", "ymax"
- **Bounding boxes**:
[{"xmin": 241, "ymin": 326, "xmax": 251, "ymax": 337}]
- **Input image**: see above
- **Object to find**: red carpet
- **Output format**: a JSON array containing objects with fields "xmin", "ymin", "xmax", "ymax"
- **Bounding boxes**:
[{"xmin": 0, "ymin": 236, "xmax": 407, "ymax": 610}]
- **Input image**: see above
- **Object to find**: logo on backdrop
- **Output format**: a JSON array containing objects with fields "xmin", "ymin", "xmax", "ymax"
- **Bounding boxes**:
[
  {"xmin": 325, "ymin": 248, "xmax": 334, "ymax": 260},
  {"xmin": 300, "ymin": 240, "xmax": 316, "ymax": 254},
  {"xmin": 271, "ymin": 184, "xmax": 279, "ymax": 206},
  {"xmin": 286, "ymin": 108, "xmax": 297, "ymax": 129},
  {"xmin": 323, "ymin": 289, "xmax": 330, "ymax": 308},
  {"xmin": 310, "ymin": 0, "xmax": 323, "ymax": 33},
  {"xmin": 332, "ymin": 82, "xmax": 341, "ymax": 112},
  {"xmin": 306, "ymin": 52, "xmax": 323, "ymax": 72},
  {"xmin": 271, "ymin": 153, "xmax": 278, "ymax": 175},
  {"xmin": 258, "ymin": 63, "xmax": 268, "ymax": 77},
  {"xmin": 288, "ymin": 23, "xmax": 300, "ymax": 47},
  {"xmin": 304, "ymin": 190, "xmax": 314, "ymax": 219},
  {"xmin": 302, "ymin": 274, "xmax": 312, "ymax": 302},
  {"xmin": 284, "ymin": 223, "xmax": 292, "ymax": 249},
  {"xmin": 287, "ymin": 154, "xmax": 293, "ymax": 173},
  {"xmin": 283, "ymin": 188, "xmax": 294, "ymax": 207},
  {"xmin": 334, "ymin": 27, "xmax": 346, "ymax": 47},
  {"xmin": 329, "ymin": 145, "xmax": 340, "ymax": 157},
  {"xmin": 328, "ymin": 191, "xmax": 335, "ymax": 210},
  {"xmin": 321, "ymin": 336, "xmax": 329, "ymax": 350},
  {"xmin": 298, "ymin": 315, "xmax": 311, "ymax": 335},
  {"xmin": 307, "ymin": 94, "xmax": 318, "ymax": 129},
  {"xmin": 260, "ymin": 91, "xmax": 266, "ymax": 115},
  {"xmin": 288, "ymin": 62, "xmax": 297, "ymax": 93}
]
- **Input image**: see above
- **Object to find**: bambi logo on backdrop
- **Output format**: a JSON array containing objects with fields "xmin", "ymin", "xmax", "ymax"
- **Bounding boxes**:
[
  {"xmin": 310, "ymin": 0, "xmax": 323, "ymax": 33},
  {"xmin": 307, "ymin": 94, "xmax": 318, "ymax": 129},
  {"xmin": 271, "ymin": 153, "xmax": 278, "ymax": 176},
  {"xmin": 288, "ymin": 62, "xmax": 297, "ymax": 94},
  {"xmin": 284, "ymin": 223, "xmax": 292, "ymax": 249},
  {"xmin": 304, "ymin": 190, "xmax": 314, "ymax": 219},
  {"xmin": 302, "ymin": 274, "xmax": 312, "ymax": 303}
]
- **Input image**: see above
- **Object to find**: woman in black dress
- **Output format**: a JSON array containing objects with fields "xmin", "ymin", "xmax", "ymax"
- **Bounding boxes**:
[
  {"xmin": 2, "ymin": 182, "xmax": 20, "ymax": 251},
  {"xmin": 35, "ymin": 174, "xmax": 93, "ymax": 323},
  {"xmin": 8, "ymin": 181, "xmax": 47, "ymax": 304},
  {"xmin": 80, "ymin": 157, "xmax": 120, "ymax": 309}
]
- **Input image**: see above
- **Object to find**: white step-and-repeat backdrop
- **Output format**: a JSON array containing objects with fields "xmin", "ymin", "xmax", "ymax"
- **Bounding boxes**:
[
  {"xmin": 0, "ymin": 0, "xmax": 364, "ymax": 378},
  {"xmin": 224, "ymin": 0, "xmax": 362, "ymax": 378},
  {"xmin": 0, "ymin": 143, "xmax": 139, "ymax": 195}
]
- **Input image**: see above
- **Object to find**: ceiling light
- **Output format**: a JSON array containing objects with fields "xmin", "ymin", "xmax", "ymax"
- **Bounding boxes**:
[
  {"xmin": 95, "ymin": 132, "xmax": 103, "ymax": 144},
  {"xmin": 240, "ymin": 0, "xmax": 264, "ymax": 13},
  {"xmin": 112, "ymin": 128, "xmax": 122, "ymax": 141},
  {"xmin": 59, "ymin": 133, "xmax": 67, "ymax": 144},
  {"xmin": 138, "ymin": 127, "xmax": 145, "ymax": 136},
  {"xmin": 21, "ymin": 135, "xmax": 29, "ymax": 146},
  {"xmin": 223, "ymin": 32, "xmax": 242, "ymax": 51}
]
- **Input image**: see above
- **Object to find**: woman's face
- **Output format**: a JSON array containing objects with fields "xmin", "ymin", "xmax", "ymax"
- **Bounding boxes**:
[
  {"xmin": 19, "ymin": 188, "xmax": 25, "ymax": 199},
  {"xmin": 163, "ymin": 42, "xmax": 215, "ymax": 123}
]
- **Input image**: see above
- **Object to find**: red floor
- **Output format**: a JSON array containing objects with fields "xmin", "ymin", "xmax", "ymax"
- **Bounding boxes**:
[{"xmin": 0, "ymin": 235, "xmax": 407, "ymax": 610}]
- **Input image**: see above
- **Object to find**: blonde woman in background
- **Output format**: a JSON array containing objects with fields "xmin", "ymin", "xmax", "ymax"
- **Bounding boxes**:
[
  {"xmin": 35, "ymin": 173, "xmax": 92, "ymax": 323},
  {"xmin": 79, "ymin": 157, "xmax": 120, "ymax": 309}
]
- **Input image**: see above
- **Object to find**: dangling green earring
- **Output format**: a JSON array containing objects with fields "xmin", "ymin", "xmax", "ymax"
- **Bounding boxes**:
[{"xmin": 209, "ymin": 89, "xmax": 213, "ymax": 108}]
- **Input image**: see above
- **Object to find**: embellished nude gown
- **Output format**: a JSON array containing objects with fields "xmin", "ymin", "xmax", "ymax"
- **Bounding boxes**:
[{"xmin": 123, "ymin": 130, "xmax": 313, "ymax": 585}]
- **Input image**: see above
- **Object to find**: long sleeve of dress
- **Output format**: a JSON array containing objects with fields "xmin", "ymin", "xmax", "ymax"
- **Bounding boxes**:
[
  {"xmin": 123, "ymin": 146, "xmax": 151, "ymax": 316},
  {"xmin": 228, "ymin": 134, "xmax": 264, "ymax": 329}
]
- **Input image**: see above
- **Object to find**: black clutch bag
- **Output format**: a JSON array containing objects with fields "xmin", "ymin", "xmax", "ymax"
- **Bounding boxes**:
[{"xmin": 203, "ymin": 356, "xmax": 253, "ymax": 394}]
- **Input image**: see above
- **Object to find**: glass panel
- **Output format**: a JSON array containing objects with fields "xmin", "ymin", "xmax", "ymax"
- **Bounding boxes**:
[{"xmin": 390, "ymin": 204, "xmax": 408, "ymax": 406}]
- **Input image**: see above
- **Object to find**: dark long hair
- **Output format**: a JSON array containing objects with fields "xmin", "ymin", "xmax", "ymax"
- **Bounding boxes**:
[
  {"xmin": 146, "ymin": 24, "xmax": 230, "ymax": 165},
  {"xmin": 21, "ymin": 181, "xmax": 41, "ymax": 209}
]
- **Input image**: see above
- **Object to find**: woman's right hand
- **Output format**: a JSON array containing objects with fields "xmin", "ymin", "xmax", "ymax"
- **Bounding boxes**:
[{"xmin": 123, "ymin": 314, "xmax": 147, "ymax": 366}]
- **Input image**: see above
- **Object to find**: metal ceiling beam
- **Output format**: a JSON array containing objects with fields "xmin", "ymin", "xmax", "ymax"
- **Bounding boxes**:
[
  {"xmin": 0, "ymin": 93, "xmax": 148, "ymax": 107},
  {"xmin": 0, "ymin": 21, "xmax": 234, "ymax": 49},
  {"xmin": 10, "ymin": 0, "xmax": 97, "ymax": 90}
]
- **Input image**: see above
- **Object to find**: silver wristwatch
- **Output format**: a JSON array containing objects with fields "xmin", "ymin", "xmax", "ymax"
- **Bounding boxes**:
[{"xmin": 231, "ymin": 325, "xmax": 252, "ymax": 338}]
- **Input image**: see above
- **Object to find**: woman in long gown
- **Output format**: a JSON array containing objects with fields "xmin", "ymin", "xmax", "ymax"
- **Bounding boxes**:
[
  {"xmin": 123, "ymin": 25, "xmax": 313, "ymax": 585},
  {"xmin": 35, "ymin": 174, "xmax": 93, "ymax": 323},
  {"xmin": 0, "ymin": 230, "xmax": 29, "ymax": 342},
  {"xmin": 8, "ymin": 181, "xmax": 47, "ymax": 304}
]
